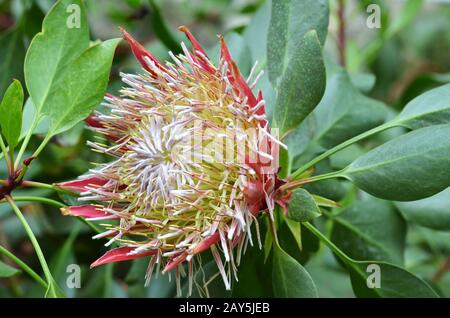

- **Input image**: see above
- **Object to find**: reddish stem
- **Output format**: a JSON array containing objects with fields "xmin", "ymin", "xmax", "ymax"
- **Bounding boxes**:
[
  {"xmin": 432, "ymin": 256, "xmax": 450, "ymax": 283},
  {"xmin": 338, "ymin": 0, "xmax": 347, "ymax": 67},
  {"xmin": 0, "ymin": 157, "xmax": 35, "ymax": 200}
]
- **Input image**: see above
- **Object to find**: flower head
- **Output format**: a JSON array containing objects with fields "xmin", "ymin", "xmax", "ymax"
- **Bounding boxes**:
[{"xmin": 60, "ymin": 27, "xmax": 286, "ymax": 294}]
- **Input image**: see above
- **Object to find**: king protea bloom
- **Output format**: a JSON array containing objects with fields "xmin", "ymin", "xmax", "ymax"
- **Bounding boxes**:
[{"xmin": 59, "ymin": 26, "xmax": 286, "ymax": 295}]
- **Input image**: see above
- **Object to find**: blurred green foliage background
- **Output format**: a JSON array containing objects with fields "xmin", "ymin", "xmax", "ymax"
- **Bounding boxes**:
[{"xmin": 1, "ymin": 0, "xmax": 450, "ymax": 297}]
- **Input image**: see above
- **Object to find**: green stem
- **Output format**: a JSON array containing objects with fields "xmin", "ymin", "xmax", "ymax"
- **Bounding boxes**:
[
  {"xmin": 4, "ymin": 195, "xmax": 101, "ymax": 234},
  {"xmin": 280, "ymin": 170, "xmax": 346, "ymax": 192},
  {"xmin": 12, "ymin": 196, "xmax": 65, "ymax": 208},
  {"xmin": 303, "ymin": 221, "xmax": 367, "ymax": 279},
  {"xmin": 291, "ymin": 122, "xmax": 396, "ymax": 180},
  {"xmin": 303, "ymin": 220, "xmax": 375, "ymax": 289},
  {"xmin": 21, "ymin": 180, "xmax": 74, "ymax": 195},
  {"xmin": 32, "ymin": 133, "xmax": 52, "ymax": 159},
  {"xmin": 0, "ymin": 135, "xmax": 12, "ymax": 175},
  {"xmin": 15, "ymin": 116, "xmax": 39, "ymax": 169},
  {"xmin": 0, "ymin": 244, "xmax": 48, "ymax": 289},
  {"xmin": 77, "ymin": 216, "xmax": 102, "ymax": 234},
  {"xmin": 303, "ymin": 221, "xmax": 353, "ymax": 264},
  {"xmin": 5, "ymin": 196, "xmax": 58, "ymax": 297}
]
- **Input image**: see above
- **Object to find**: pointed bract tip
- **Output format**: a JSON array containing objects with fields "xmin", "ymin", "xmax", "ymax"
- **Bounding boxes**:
[
  {"xmin": 162, "ymin": 253, "xmax": 187, "ymax": 273},
  {"xmin": 60, "ymin": 205, "xmax": 118, "ymax": 219},
  {"xmin": 60, "ymin": 207, "xmax": 70, "ymax": 216},
  {"xmin": 56, "ymin": 177, "xmax": 107, "ymax": 193},
  {"xmin": 178, "ymin": 25, "xmax": 188, "ymax": 33},
  {"xmin": 90, "ymin": 247, "xmax": 156, "ymax": 269}
]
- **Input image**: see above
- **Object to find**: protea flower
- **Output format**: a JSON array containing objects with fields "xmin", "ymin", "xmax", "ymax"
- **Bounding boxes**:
[{"xmin": 59, "ymin": 26, "xmax": 286, "ymax": 295}]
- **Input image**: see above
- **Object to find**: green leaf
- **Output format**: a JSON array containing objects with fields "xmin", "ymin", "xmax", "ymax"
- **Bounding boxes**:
[
  {"xmin": 349, "ymin": 72, "xmax": 376, "ymax": 93},
  {"xmin": 329, "ymin": 144, "xmax": 365, "ymax": 169},
  {"xmin": 303, "ymin": 222, "xmax": 438, "ymax": 298},
  {"xmin": 284, "ymin": 218, "xmax": 302, "ymax": 253},
  {"xmin": 305, "ymin": 252, "xmax": 355, "ymax": 297},
  {"xmin": 25, "ymin": 0, "xmax": 89, "ymax": 125},
  {"xmin": 0, "ymin": 261, "xmax": 21, "ymax": 278},
  {"xmin": 348, "ymin": 261, "xmax": 438, "ymax": 298},
  {"xmin": 285, "ymin": 115, "xmax": 315, "ymax": 161},
  {"xmin": 313, "ymin": 71, "xmax": 388, "ymax": 149},
  {"xmin": 0, "ymin": 80, "xmax": 24, "ymax": 149},
  {"xmin": 43, "ymin": 38, "xmax": 120, "ymax": 135},
  {"xmin": 396, "ymin": 83, "xmax": 450, "ymax": 129},
  {"xmin": 395, "ymin": 187, "xmax": 450, "ymax": 231},
  {"xmin": 273, "ymin": 30, "xmax": 326, "ymax": 136},
  {"xmin": 0, "ymin": 27, "xmax": 26, "ymax": 95},
  {"xmin": 267, "ymin": 0, "xmax": 329, "ymax": 85},
  {"xmin": 232, "ymin": 244, "xmax": 274, "ymax": 297},
  {"xmin": 303, "ymin": 161, "xmax": 346, "ymax": 202},
  {"xmin": 330, "ymin": 198, "xmax": 406, "ymax": 265},
  {"xmin": 278, "ymin": 220, "xmax": 319, "ymax": 265},
  {"xmin": 20, "ymin": 98, "xmax": 50, "ymax": 139},
  {"xmin": 312, "ymin": 194, "xmax": 339, "ymax": 208},
  {"xmin": 287, "ymin": 188, "xmax": 321, "ymax": 222},
  {"xmin": 345, "ymin": 124, "xmax": 450, "ymax": 201},
  {"xmin": 272, "ymin": 245, "xmax": 318, "ymax": 298}
]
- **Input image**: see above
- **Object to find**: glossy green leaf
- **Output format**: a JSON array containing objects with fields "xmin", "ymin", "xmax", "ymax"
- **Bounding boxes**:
[
  {"xmin": 273, "ymin": 30, "xmax": 326, "ymax": 136},
  {"xmin": 43, "ymin": 38, "xmax": 120, "ymax": 135},
  {"xmin": 349, "ymin": 72, "xmax": 376, "ymax": 93},
  {"xmin": 279, "ymin": 219, "xmax": 303, "ymax": 263},
  {"xmin": 25, "ymin": 0, "xmax": 89, "ymax": 127},
  {"xmin": 303, "ymin": 161, "xmax": 346, "ymax": 202},
  {"xmin": 331, "ymin": 198, "xmax": 406, "ymax": 265},
  {"xmin": 272, "ymin": 245, "xmax": 318, "ymax": 298},
  {"xmin": 313, "ymin": 71, "xmax": 388, "ymax": 149},
  {"xmin": 287, "ymin": 188, "xmax": 322, "ymax": 222},
  {"xmin": 0, "ymin": 80, "xmax": 24, "ymax": 149},
  {"xmin": 0, "ymin": 261, "xmax": 20, "ymax": 278},
  {"xmin": 305, "ymin": 252, "xmax": 355, "ymax": 298},
  {"xmin": 284, "ymin": 218, "xmax": 302, "ymax": 252},
  {"xmin": 304, "ymin": 222, "xmax": 438, "ymax": 298},
  {"xmin": 285, "ymin": 115, "xmax": 316, "ymax": 161},
  {"xmin": 396, "ymin": 83, "xmax": 450, "ymax": 129},
  {"xmin": 348, "ymin": 261, "xmax": 438, "ymax": 298},
  {"xmin": 267, "ymin": 0, "xmax": 329, "ymax": 84},
  {"xmin": 232, "ymin": 243, "xmax": 274, "ymax": 297},
  {"xmin": 312, "ymin": 195, "xmax": 339, "ymax": 208},
  {"xmin": 330, "ymin": 144, "xmax": 365, "ymax": 169},
  {"xmin": 345, "ymin": 124, "xmax": 450, "ymax": 201},
  {"xmin": 279, "ymin": 219, "xmax": 320, "ymax": 265},
  {"xmin": 395, "ymin": 187, "xmax": 450, "ymax": 231},
  {"xmin": 20, "ymin": 98, "xmax": 50, "ymax": 139}
]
